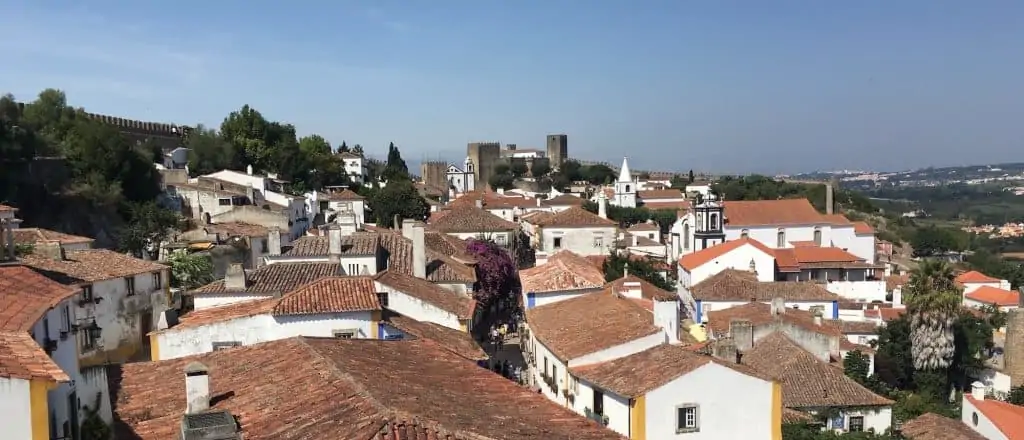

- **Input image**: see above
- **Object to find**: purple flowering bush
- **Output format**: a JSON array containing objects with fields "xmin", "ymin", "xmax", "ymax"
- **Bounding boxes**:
[{"xmin": 465, "ymin": 238, "xmax": 518, "ymax": 307}]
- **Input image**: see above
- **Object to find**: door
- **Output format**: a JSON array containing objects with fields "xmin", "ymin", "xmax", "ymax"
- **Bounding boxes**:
[
  {"xmin": 140, "ymin": 312, "xmax": 153, "ymax": 360},
  {"xmin": 68, "ymin": 390, "xmax": 80, "ymax": 440}
]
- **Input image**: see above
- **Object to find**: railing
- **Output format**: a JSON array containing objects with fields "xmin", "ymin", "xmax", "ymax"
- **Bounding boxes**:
[{"xmin": 584, "ymin": 408, "xmax": 609, "ymax": 426}]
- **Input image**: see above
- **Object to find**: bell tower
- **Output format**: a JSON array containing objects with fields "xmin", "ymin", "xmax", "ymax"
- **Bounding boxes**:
[{"xmin": 692, "ymin": 192, "xmax": 726, "ymax": 251}]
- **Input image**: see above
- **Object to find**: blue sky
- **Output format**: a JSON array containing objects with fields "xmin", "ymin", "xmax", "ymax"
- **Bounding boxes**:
[{"xmin": 2, "ymin": 1, "xmax": 1022, "ymax": 174}]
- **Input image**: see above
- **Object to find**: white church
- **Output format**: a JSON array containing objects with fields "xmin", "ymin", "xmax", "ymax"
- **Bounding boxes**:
[
  {"xmin": 611, "ymin": 157, "xmax": 638, "ymax": 208},
  {"xmin": 446, "ymin": 157, "xmax": 475, "ymax": 197}
]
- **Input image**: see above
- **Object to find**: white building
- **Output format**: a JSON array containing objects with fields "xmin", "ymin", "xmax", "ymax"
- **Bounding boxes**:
[
  {"xmin": 427, "ymin": 204, "xmax": 517, "ymax": 246},
  {"xmin": 190, "ymin": 262, "xmax": 346, "ymax": 310},
  {"xmin": 669, "ymin": 198, "xmax": 876, "ymax": 265},
  {"xmin": 957, "ymin": 270, "xmax": 1014, "ymax": 296},
  {"xmin": 523, "ymin": 205, "xmax": 618, "ymax": 258},
  {"xmin": 612, "ymin": 157, "xmax": 638, "ymax": 208},
  {"xmin": 337, "ymin": 151, "xmax": 368, "ymax": 184},
  {"xmin": 685, "ymin": 269, "xmax": 843, "ymax": 324},
  {"xmin": 446, "ymin": 157, "xmax": 475, "ymax": 196},
  {"xmin": 305, "ymin": 188, "xmax": 366, "ymax": 228},
  {"xmin": 200, "ymin": 168, "xmax": 310, "ymax": 239},
  {"xmin": 520, "ymin": 250, "xmax": 607, "ymax": 308},
  {"xmin": 962, "ymin": 382, "xmax": 1024, "ymax": 439}
]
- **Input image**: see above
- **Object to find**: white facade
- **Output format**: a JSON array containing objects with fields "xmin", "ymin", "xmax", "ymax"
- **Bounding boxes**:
[
  {"xmin": 685, "ymin": 183, "xmax": 712, "ymax": 197},
  {"xmin": 76, "ymin": 270, "xmax": 169, "ymax": 367},
  {"xmin": 962, "ymin": 279, "xmax": 1013, "ymax": 296},
  {"xmin": 202, "ymin": 170, "xmax": 310, "ymax": 239},
  {"xmin": 446, "ymin": 158, "xmax": 476, "ymax": 195},
  {"xmin": 538, "ymin": 225, "xmax": 617, "ymax": 257},
  {"xmin": 375, "ymin": 282, "xmax": 466, "ymax": 331},
  {"xmin": 305, "ymin": 190, "xmax": 367, "ymax": 227},
  {"xmin": 0, "ymin": 377, "xmax": 33, "ymax": 440},
  {"xmin": 339, "ymin": 153, "xmax": 367, "ymax": 184},
  {"xmin": 32, "ymin": 298, "xmax": 82, "ymax": 440},
  {"xmin": 153, "ymin": 311, "xmax": 376, "ymax": 360},
  {"xmin": 193, "ymin": 292, "xmax": 274, "ymax": 310},
  {"xmin": 824, "ymin": 406, "xmax": 893, "ymax": 434},
  {"xmin": 824, "ymin": 280, "xmax": 888, "ymax": 303},
  {"xmin": 693, "ymin": 299, "xmax": 839, "ymax": 325},
  {"xmin": 678, "ymin": 242, "xmax": 777, "ymax": 290},
  {"xmin": 613, "ymin": 157, "xmax": 637, "ymax": 208},
  {"xmin": 524, "ymin": 287, "xmax": 603, "ymax": 309}
]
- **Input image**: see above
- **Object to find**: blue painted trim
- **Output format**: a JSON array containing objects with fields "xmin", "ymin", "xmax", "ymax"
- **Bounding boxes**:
[
  {"xmin": 378, "ymin": 322, "xmax": 385, "ymax": 339},
  {"xmin": 695, "ymin": 300, "xmax": 703, "ymax": 323},
  {"xmin": 831, "ymin": 300, "xmax": 839, "ymax": 319},
  {"xmin": 526, "ymin": 292, "xmax": 536, "ymax": 309}
]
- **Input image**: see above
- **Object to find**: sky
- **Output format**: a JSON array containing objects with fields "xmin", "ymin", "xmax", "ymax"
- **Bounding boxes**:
[{"xmin": 1, "ymin": 1, "xmax": 1023, "ymax": 175}]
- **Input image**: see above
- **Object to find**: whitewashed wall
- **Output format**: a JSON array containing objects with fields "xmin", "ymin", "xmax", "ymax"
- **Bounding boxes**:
[
  {"xmin": 540, "ymin": 226, "xmax": 617, "ymax": 257},
  {"xmin": 78, "ymin": 270, "xmax": 167, "ymax": 364},
  {"xmin": 694, "ymin": 299, "xmax": 838, "ymax": 324},
  {"xmin": 0, "ymin": 377, "xmax": 32, "ymax": 440},
  {"xmin": 377, "ymin": 284, "xmax": 464, "ymax": 330},
  {"xmin": 825, "ymin": 280, "xmax": 887, "ymax": 302},
  {"xmin": 32, "ymin": 300, "xmax": 80, "ymax": 438},
  {"xmin": 193, "ymin": 292, "xmax": 273, "ymax": 310}
]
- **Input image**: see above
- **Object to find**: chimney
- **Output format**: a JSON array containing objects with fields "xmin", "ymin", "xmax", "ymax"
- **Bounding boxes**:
[
  {"xmin": 401, "ymin": 219, "xmax": 416, "ymax": 240},
  {"xmin": 224, "ymin": 263, "xmax": 248, "ymax": 290},
  {"xmin": 971, "ymin": 381, "xmax": 986, "ymax": 401},
  {"xmin": 536, "ymin": 197, "xmax": 541, "ymax": 207},
  {"xmin": 475, "ymin": 199, "xmax": 483, "ymax": 209},
  {"xmin": 246, "ymin": 182, "xmax": 255, "ymax": 203},
  {"xmin": 730, "ymin": 319, "xmax": 754, "ymax": 352},
  {"xmin": 246, "ymin": 164, "xmax": 253, "ymax": 176},
  {"xmin": 412, "ymin": 223, "xmax": 426, "ymax": 279},
  {"xmin": 267, "ymin": 227, "xmax": 282, "ymax": 256},
  {"xmin": 393, "ymin": 214, "xmax": 401, "ymax": 230},
  {"xmin": 770, "ymin": 297, "xmax": 785, "ymax": 316},
  {"xmin": 598, "ymin": 194, "xmax": 608, "ymax": 219},
  {"xmin": 825, "ymin": 182, "xmax": 835, "ymax": 215},
  {"xmin": 184, "ymin": 362, "xmax": 210, "ymax": 414},
  {"xmin": 328, "ymin": 226, "xmax": 343, "ymax": 264},
  {"xmin": 497, "ymin": 187, "xmax": 504, "ymax": 195},
  {"xmin": 37, "ymin": 240, "xmax": 65, "ymax": 261},
  {"xmin": 813, "ymin": 314, "xmax": 823, "ymax": 326}
]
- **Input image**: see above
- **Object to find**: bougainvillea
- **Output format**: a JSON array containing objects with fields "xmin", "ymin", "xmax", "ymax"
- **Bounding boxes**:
[{"xmin": 465, "ymin": 238, "xmax": 518, "ymax": 307}]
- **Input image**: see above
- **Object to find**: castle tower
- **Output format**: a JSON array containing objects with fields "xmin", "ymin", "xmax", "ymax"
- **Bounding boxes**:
[
  {"xmin": 692, "ymin": 192, "xmax": 726, "ymax": 251},
  {"xmin": 614, "ymin": 157, "xmax": 637, "ymax": 208}
]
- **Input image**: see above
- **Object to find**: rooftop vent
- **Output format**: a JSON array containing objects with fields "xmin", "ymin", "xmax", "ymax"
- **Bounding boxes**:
[{"xmin": 181, "ymin": 409, "xmax": 241, "ymax": 440}]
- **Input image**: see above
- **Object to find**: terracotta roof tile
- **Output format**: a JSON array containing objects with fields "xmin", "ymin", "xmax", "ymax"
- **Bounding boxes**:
[
  {"xmin": 605, "ymin": 275, "xmax": 677, "ymax": 301},
  {"xmin": 0, "ymin": 266, "xmax": 79, "ymax": 332},
  {"xmin": 194, "ymin": 262, "xmax": 342, "ymax": 294},
  {"xmin": 742, "ymin": 332, "xmax": 893, "ymax": 408},
  {"xmin": 450, "ymin": 191, "xmax": 539, "ymax": 210},
  {"xmin": 158, "ymin": 298, "xmax": 277, "ymax": 331},
  {"xmin": 626, "ymin": 222, "xmax": 659, "ymax": 232},
  {"xmin": 886, "ymin": 274, "xmax": 910, "ymax": 291},
  {"xmin": 839, "ymin": 339, "xmax": 876, "ymax": 354},
  {"xmin": 789, "ymin": 246, "xmax": 869, "ymax": 266},
  {"xmin": 782, "ymin": 408, "xmax": 813, "ymax": 424},
  {"xmin": 284, "ymin": 233, "xmax": 380, "ymax": 257},
  {"xmin": 529, "ymin": 206, "xmax": 617, "ymax": 228},
  {"xmin": 833, "ymin": 320, "xmax": 879, "ymax": 334},
  {"xmin": 521, "ymin": 250, "xmax": 606, "ymax": 293},
  {"xmin": 0, "ymin": 331, "xmax": 69, "ymax": 382},
  {"xmin": 12, "ymin": 228, "xmax": 94, "ymax": 245},
  {"xmin": 428, "ymin": 204, "xmax": 517, "ymax": 233},
  {"xmin": 964, "ymin": 396, "xmax": 1024, "ymax": 439},
  {"xmin": 321, "ymin": 188, "xmax": 364, "ymax": 201},
  {"xmin": 585, "ymin": 254, "xmax": 671, "ymax": 272},
  {"xmin": 375, "ymin": 271, "xmax": 475, "ymax": 319},
  {"xmin": 203, "ymin": 222, "xmax": 270, "ymax": 238},
  {"xmin": 965, "ymin": 286, "xmax": 1020, "ymax": 307},
  {"xmin": 541, "ymin": 194, "xmax": 585, "ymax": 207},
  {"xmin": 637, "ymin": 189, "xmax": 685, "ymax": 200},
  {"xmin": 526, "ymin": 289, "xmax": 661, "ymax": 361},
  {"xmin": 853, "ymin": 221, "xmax": 874, "ymax": 235},
  {"xmin": 20, "ymin": 249, "xmax": 166, "ymax": 285},
  {"xmin": 424, "ymin": 231, "xmax": 475, "ymax": 263},
  {"xmin": 705, "ymin": 302, "xmax": 842, "ymax": 337},
  {"xmin": 377, "ymin": 231, "xmax": 477, "ymax": 283},
  {"xmin": 384, "ymin": 315, "xmax": 486, "ymax": 361},
  {"xmin": 821, "ymin": 214, "xmax": 852, "ymax": 225},
  {"xmin": 956, "ymin": 270, "xmax": 1001, "ymax": 284},
  {"xmin": 789, "ymin": 241, "xmax": 818, "ymax": 248},
  {"xmin": 864, "ymin": 307, "xmax": 907, "ymax": 321},
  {"xmin": 678, "ymin": 238, "xmax": 775, "ymax": 271},
  {"xmin": 900, "ymin": 412, "xmax": 985, "ymax": 440},
  {"xmin": 273, "ymin": 277, "xmax": 380, "ymax": 315},
  {"xmin": 691, "ymin": 270, "xmax": 841, "ymax": 302},
  {"xmin": 109, "ymin": 337, "xmax": 624, "ymax": 440},
  {"xmin": 520, "ymin": 211, "xmax": 554, "ymax": 224},
  {"xmin": 773, "ymin": 248, "xmax": 800, "ymax": 272},
  {"xmin": 723, "ymin": 199, "xmax": 827, "ymax": 227},
  {"xmin": 570, "ymin": 344, "xmax": 771, "ymax": 398},
  {"xmin": 641, "ymin": 200, "xmax": 692, "ymax": 211}
]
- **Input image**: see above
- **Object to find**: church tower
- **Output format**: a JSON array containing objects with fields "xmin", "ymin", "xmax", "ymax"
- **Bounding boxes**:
[
  {"xmin": 692, "ymin": 192, "xmax": 726, "ymax": 251},
  {"xmin": 614, "ymin": 157, "xmax": 637, "ymax": 208},
  {"xmin": 463, "ymin": 157, "xmax": 476, "ymax": 192}
]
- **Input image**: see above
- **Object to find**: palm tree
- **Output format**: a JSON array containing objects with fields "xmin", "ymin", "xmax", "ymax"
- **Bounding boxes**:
[{"xmin": 905, "ymin": 260, "xmax": 961, "ymax": 371}]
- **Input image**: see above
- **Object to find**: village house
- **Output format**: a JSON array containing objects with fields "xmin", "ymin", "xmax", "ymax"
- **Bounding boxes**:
[
  {"xmin": 337, "ymin": 151, "xmax": 368, "ymax": 184},
  {"xmin": 12, "ymin": 227, "xmax": 94, "ymax": 252},
  {"xmin": 448, "ymin": 189, "xmax": 541, "ymax": 222},
  {"xmin": 568, "ymin": 343, "xmax": 783, "ymax": 439},
  {"xmin": 961, "ymin": 381, "xmax": 1024, "ymax": 439},
  {"xmin": 267, "ymin": 228, "xmax": 380, "ymax": 274},
  {"xmin": 523, "ymin": 284, "xmax": 681, "ymax": 431},
  {"xmin": 636, "ymin": 188, "xmax": 690, "ymax": 212},
  {"xmin": 668, "ymin": 197, "xmax": 876, "ymax": 265},
  {"xmin": 626, "ymin": 222, "xmax": 662, "ymax": 244},
  {"xmin": 427, "ymin": 203, "xmax": 518, "ymax": 246},
  {"xmin": 0, "ymin": 331, "xmax": 70, "ymax": 440},
  {"xmin": 173, "ymin": 221, "xmax": 276, "ymax": 270},
  {"xmin": 520, "ymin": 250, "xmax": 607, "ymax": 308},
  {"xmin": 190, "ymin": 262, "xmax": 344, "ymax": 309},
  {"xmin": 685, "ymin": 269, "xmax": 843, "ymax": 324},
  {"xmin": 618, "ymin": 230, "xmax": 667, "ymax": 258},
  {"xmin": 20, "ymin": 244, "xmax": 171, "ymax": 368},
  {"xmin": 304, "ymin": 187, "xmax": 366, "ymax": 227},
  {"xmin": 541, "ymin": 193, "xmax": 585, "ymax": 212},
  {"xmin": 522, "ymin": 204, "xmax": 618, "ymax": 260},
  {"xmin": 374, "ymin": 270, "xmax": 477, "ymax": 332},
  {"xmin": 107, "ymin": 337, "xmax": 625, "ymax": 439}
]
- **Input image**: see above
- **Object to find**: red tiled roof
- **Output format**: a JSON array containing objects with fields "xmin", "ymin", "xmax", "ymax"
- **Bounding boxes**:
[
  {"xmin": 900, "ymin": 412, "xmax": 985, "ymax": 440},
  {"xmin": 194, "ymin": 262, "xmax": 343, "ymax": 294},
  {"xmin": 0, "ymin": 266, "xmax": 80, "ymax": 331},
  {"xmin": 109, "ymin": 338, "xmax": 625, "ymax": 440},
  {"xmin": 640, "ymin": 200, "xmax": 691, "ymax": 211},
  {"xmin": 604, "ymin": 275, "xmax": 677, "ymax": 301},
  {"xmin": 541, "ymin": 194, "xmax": 584, "ymax": 207},
  {"xmin": 322, "ymin": 188, "xmax": 364, "ymax": 201},
  {"xmin": 526, "ymin": 289, "xmax": 661, "ymax": 361},
  {"xmin": 428, "ymin": 204, "xmax": 517, "ymax": 233},
  {"xmin": 965, "ymin": 286, "xmax": 1020, "ymax": 307},
  {"xmin": 384, "ymin": 315, "xmax": 487, "ymax": 361},
  {"xmin": 692, "ymin": 270, "xmax": 840, "ymax": 302},
  {"xmin": 853, "ymin": 222, "xmax": 874, "ymax": 235},
  {"xmin": 821, "ymin": 214, "xmax": 852, "ymax": 225},
  {"xmin": 284, "ymin": 233, "xmax": 380, "ymax": 257},
  {"xmin": 864, "ymin": 307, "xmax": 907, "ymax": 321},
  {"xmin": 21, "ymin": 249, "xmax": 167, "ymax": 285},
  {"xmin": 885, "ymin": 274, "xmax": 910, "ymax": 291},
  {"xmin": 585, "ymin": 254, "xmax": 671, "ymax": 272},
  {"xmin": 705, "ymin": 302, "xmax": 842, "ymax": 337},
  {"xmin": 375, "ymin": 271, "xmax": 475, "ymax": 319},
  {"xmin": 273, "ymin": 277, "xmax": 380, "ymax": 315},
  {"xmin": 377, "ymin": 231, "xmax": 478, "ymax": 284},
  {"xmin": 528, "ymin": 206, "xmax": 617, "ymax": 228},
  {"xmin": 678, "ymin": 237, "xmax": 774, "ymax": 271},
  {"xmin": 570, "ymin": 344, "xmax": 771, "ymax": 398},
  {"xmin": 627, "ymin": 222, "xmax": 659, "ymax": 232},
  {"xmin": 789, "ymin": 241, "xmax": 818, "ymax": 248},
  {"xmin": 773, "ymin": 248, "xmax": 800, "ymax": 272},
  {"xmin": 965, "ymin": 395, "xmax": 1024, "ymax": 439},
  {"xmin": 203, "ymin": 222, "xmax": 270, "ymax": 238},
  {"xmin": 12, "ymin": 228, "xmax": 94, "ymax": 245},
  {"xmin": 956, "ymin": 270, "xmax": 1001, "ymax": 284},
  {"xmin": 723, "ymin": 199, "xmax": 827, "ymax": 227},
  {"xmin": 521, "ymin": 250, "xmax": 606, "ymax": 293},
  {"xmin": 0, "ymin": 331, "xmax": 69, "ymax": 382},
  {"xmin": 790, "ymin": 246, "xmax": 863, "ymax": 264},
  {"xmin": 637, "ymin": 189, "xmax": 684, "ymax": 200}
]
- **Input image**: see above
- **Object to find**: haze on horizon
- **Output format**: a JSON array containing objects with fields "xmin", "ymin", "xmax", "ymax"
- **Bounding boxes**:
[{"xmin": 1, "ymin": 0, "xmax": 1021, "ymax": 175}]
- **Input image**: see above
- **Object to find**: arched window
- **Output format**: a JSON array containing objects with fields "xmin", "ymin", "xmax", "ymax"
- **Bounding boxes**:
[
  {"xmin": 813, "ymin": 227, "xmax": 822, "ymax": 246},
  {"xmin": 625, "ymin": 184, "xmax": 631, "ymax": 193},
  {"xmin": 741, "ymin": 229, "xmax": 749, "ymax": 239},
  {"xmin": 776, "ymin": 229, "xmax": 786, "ymax": 247},
  {"xmin": 683, "ymin": 223, "xmax": 690, "ymax": 250},
  {"xmin": 709, "ymin": 213, "xmax": 719, "ymax": 230}
]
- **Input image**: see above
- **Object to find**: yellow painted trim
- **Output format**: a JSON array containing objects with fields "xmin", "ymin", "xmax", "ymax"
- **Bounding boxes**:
[
  {"xmin": 149, "ymin": 333, "xmax": 160, "ymax": 361},
  {"xmin": 771, "ymin": 382, "xmax": 783, "ymax": 440},
  {"xmin": 29, "ymin": 379, "xmax": 52, "ymax": 440},
  {"xmin": 630, "ymin": 395, "xmax": 646, "ymax": 440},
  {"xmin": 371, "ymin": 310, "xmax": 382, "ymax": 338},
  {"xmin": 459, "ymin": 319, "xmax": 469, "ymax": 333}
]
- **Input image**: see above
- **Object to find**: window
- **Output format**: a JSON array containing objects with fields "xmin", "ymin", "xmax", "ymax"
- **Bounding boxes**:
[
  {"xmin": 625, "ymin": 184, "xmax": 631, "ymax": 193},
  {"xmin": 593, "ymin": 235, "xmax": 604, "ymax": 248},
  {"xmin": 81, "ymin": 285, "xmax": 94, "ymax": 302},
  {"xmin": 377, "ymin": 292, "xmax": 389, "ymax": 307},
  {"xmin": 811, "ymin": 269, "xmax": 821, "ymax": 280},
  {"xmin": 347, "ymin": 264, "xmax": 360, "ymax": 275},
  {"xmin": 776, "ymin": 229, "xmax": 786, "ymax": 247},
  {"xmin": 152, "ymin": 272, "xmax": 162, "ymax": 289},
  {"xmin": 552, "ymin": 365, "xmax": 558, "ymax": 386},
  {"xmin": 125, "ymin": 277, "xmax": 136, "ymax": 296},
  {"xmin": 676, "ymin": 404, "xmax": 700, "ymax": 433},
  {"xmin": 858, "ymin": 335, "xmax": 869, "ymax": 344},
  {"xmin": 81, "ymin": 326, "xmax": 98, "ymax": 352},
  {"xmin": 683, "ymin": 223, "xmax": 690, "ymax": 250},
  {"xmin": 218, "ymin": 198, "xmax": 231, "ymax": 206},
  {"xmin": 553, "ymin": 237, "xmax": 563, "ymax": 249},
  {"xmin": 495, "ymin": 234, "xmax": 506, "ymax": 245},
  {"xmin": 593, "ymin": 390, "xmax": 604, "ymax": 415},
  {"xmin": 709, "ymin": 213, "xmax": 719, "ymax": 230},
  {"xmin": 814, "ymin": 227, "xmax": 822, "ymax": 246},
  {"xmin": 212, "ymin": 341, "xmax": 241, "ymax": 351},
  {"xmin": 741, "ymin": 229, "xmax": 749, "ymax": 239},
  {"xmin": 61, "ymin": 306, "xmax": 71, "ymax": 334},
  {"xmin": 333, "ymin": 329, "xmax": 358, "ymax": 339},
  {"xmin": 543, "ymin": 357, "xmax": 549, "ymax": 375},
  {"xmin": 809, "ymin": 305, "xmax": 825, "ymax": 316},
  {"xmin": 848, "ymin": 416, "xmax": 864, "ymax": 432},
  {"xmin": 648, "ymin": 233, "xmax": 655, "ymax": 239},
  {"xmin": 261, "ymin": 239, "xmax": 269, "ymax": 253}
]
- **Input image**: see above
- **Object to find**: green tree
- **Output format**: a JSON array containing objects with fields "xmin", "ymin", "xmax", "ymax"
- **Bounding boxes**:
[
  {"xmin": 530, "ymin": 158, "xmax": 552, "ymax": 177},
  {"xmin": 488, "ymin": 173, "xmax": 515, "ymax": 191},
  {"xmin": 352, "ymin": 144, "xmax": 364, "ymax": 156},
  {"xmin": 582, "ymin": 164, "xmax": 616, "ymax": 185},
  {"xmin": 382, "ymin": 142, "xmax": 409, "ymax": 181},
  {"xmin": 688, "ymin": 169, "xmax": 695, "ymax": 183},
  {"xmin": 220, "ymin": 105, "xmax": 273, "ymax": 171},
  {"xmin": 509, "ymin": 159, "xmax": 528, "ymax": 178},
  {"xmin": 601, "ymin": 251, "xmax": 674, "ymax": 291},
  {"xmin": 80, "ymin": 392, "xmax": 112, "ymax": 440},
  {"xmin": 910, "ymin": 226, "xmax": 961, "ymax": 257},
  {"xmin": 117, "ymin": 201, "xmax": 180, "ymax": 259},
  {"xmin": 186, "ymin": 125, "xmax": 234, "ymax": 176},
  {"xmin": 905, "ymin": 260, "xmax": 960, "ymax": 400},
  {"xmin": 843, "ymin": 350, "xmax": 870, "ymax": 384},
  {"xmin": 298, "ymin": 134, "xmax": 332, "ymax": 158},
  {"xmin": 670, "ymin": 174, "xmax": 688, "ymax": 189},
  {"xmin": 1008, "ymin": 385, "xmax": 1024, "ymax": 405},
  {"xmin": 165, "ymin": 249, "xmax": 215, "ymax": 290},
  {"xmin": 337, "ymin": 140, "xmax": 350, "ymax": 153},
  {"xmin": 368, "ymin": 180, "xmax": 429, "ymax": 227},
  {"xmin": 561, "ymin": 160, "xmax": 583, "ymax": 181}
]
